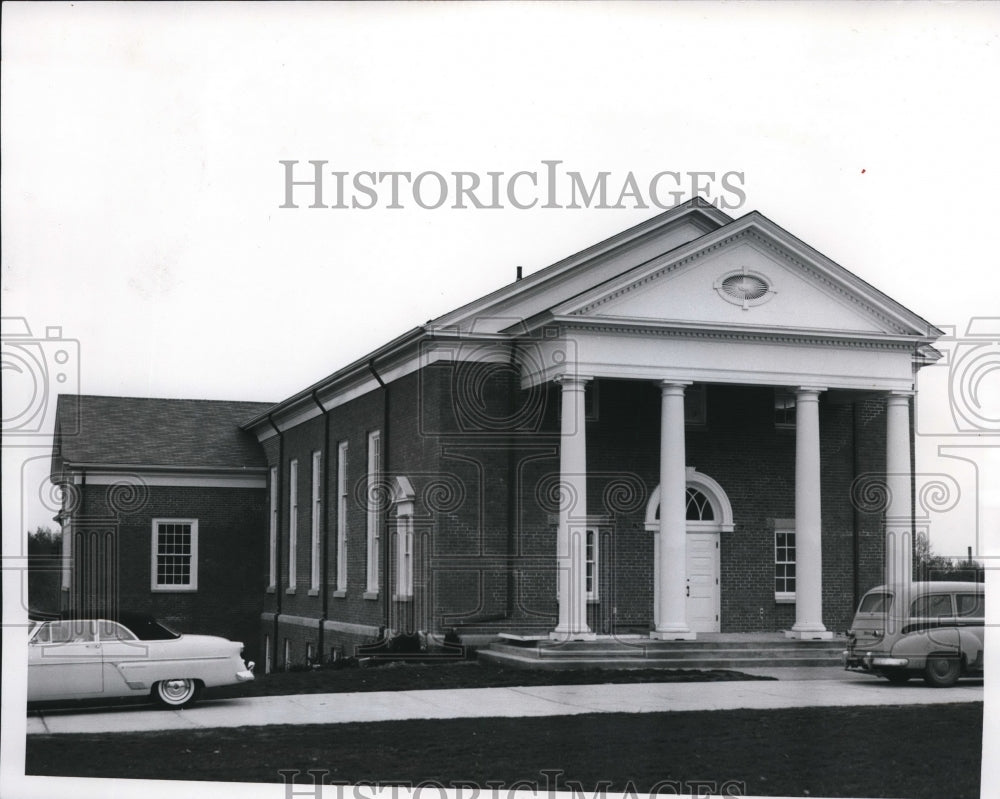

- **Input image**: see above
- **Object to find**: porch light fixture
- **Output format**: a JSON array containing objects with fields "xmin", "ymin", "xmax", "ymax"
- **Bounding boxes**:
[{"xmin": 714, "ymin": 267, "xmax": 775, "ymax": 310}]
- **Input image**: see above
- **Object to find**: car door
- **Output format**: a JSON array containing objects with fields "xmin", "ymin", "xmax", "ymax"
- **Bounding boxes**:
[
  {"xmin": 28, "ymin": 620, "xmax": 103, "ymax": 700},
  {"xmin": 97, "ymin": 619, "xmax": 153, "ymax": 697},
  {"xmin": 955, "ymin": 591, "xmax": 985, "ymax": 671}
]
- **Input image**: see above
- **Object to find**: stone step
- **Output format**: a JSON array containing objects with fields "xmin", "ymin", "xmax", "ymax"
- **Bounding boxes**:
[
  {"xmin": 485, "ymin": 641, "xmax": 843, "ymax": 658},
  {"xmin": 478, "ymin": 647, "xmax": 843, "ymax": 671}
]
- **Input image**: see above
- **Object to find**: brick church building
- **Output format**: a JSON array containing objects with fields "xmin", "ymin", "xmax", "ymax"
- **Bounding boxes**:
[{"xmin": 51, "ymin": 198, "xmax": 942, "ymax": 669}]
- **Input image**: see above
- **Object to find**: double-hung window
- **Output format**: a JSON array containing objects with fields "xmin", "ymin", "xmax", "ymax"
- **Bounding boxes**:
[
  {"xmin": 268, "ymin": 466, "xmax": 278, "ymax": 589},
  {"xmin": 310, "ymin": 451, "xmax": 322, "ymax": 593},
  {"xmin": 774, "ymin": 519, "xmax": 796, "ymax": 602},
  {"xmin": 336, "ymin": 441, "xmax": 348, "ymax": 592},
  {"xmin": 365, "ymin": 431, "xmax": 381, "ymax": 596},
  {"xmin": 151, "ymin": 519, "xmax": 198, "ymax": 591},
  {"xmin": 288, "ymin": 459, "xmax": 298, "ymax": 591}
]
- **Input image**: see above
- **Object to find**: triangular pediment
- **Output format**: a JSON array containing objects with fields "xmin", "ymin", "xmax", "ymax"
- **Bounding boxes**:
[{"xmin": 551, "ymin": 213, "xmax": 937, "ymax": 338}]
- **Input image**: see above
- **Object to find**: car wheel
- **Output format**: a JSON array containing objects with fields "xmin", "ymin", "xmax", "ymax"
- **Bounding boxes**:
[
  {"xmin": 883, "ymin": 670, "xmax": 910, "ymax": 684},
  {"xmin": 923, "ymin": 655, "xmax": 961, "ymax": 688},
  {"xmin": 154, "ymin": 678, "xmax": 200, "ymax": 708}
]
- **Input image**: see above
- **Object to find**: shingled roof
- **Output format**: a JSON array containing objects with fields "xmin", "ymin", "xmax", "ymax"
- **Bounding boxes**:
[{"xmin": 51, "ymin": 394, "xmax": 273, "ymax": 474}]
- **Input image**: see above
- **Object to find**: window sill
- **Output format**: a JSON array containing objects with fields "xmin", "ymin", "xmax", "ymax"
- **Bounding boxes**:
[
  {"xmin": 393, "ymin": 593, "xmax": 413, "ymax": 602},
  {"xmin": 266, "ymin": 585, "xmax": 276, "ymax": 594},
  {"xmin": 332, "ymin": 589, "xmax": 347, "ymax": 599},
  {"xmin": 285, "ymin": 587, "xmax": 296, "ymax": 595},
  {"xmin": 152, "ymin": 587, "xmax": 197, "ymax": 593},
  {"xmin": 775, "ymin": 595, "xmax": 796, "ymax": 604},
  {"xmin": 363, "ymin": 591, "xmax": 379, "ymax": 601},
  {"xmin": 308, "ymin": 589, "xmax": 319, "ymax": 597}
]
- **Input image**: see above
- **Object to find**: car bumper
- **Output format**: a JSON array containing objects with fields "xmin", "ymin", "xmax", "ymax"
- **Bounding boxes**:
[
  {"xmin": 842, "ymin": 649, "xmax": 909, "ymax": 670},
  {"xmin": 235, "ymin": 668, "xmax": 255, "ymax": 682}
]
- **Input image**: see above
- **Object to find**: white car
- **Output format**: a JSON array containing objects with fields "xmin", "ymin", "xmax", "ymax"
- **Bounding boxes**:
[{"xmin": 28, "ymin": 614, "xmax": 254, "ymax": 707}]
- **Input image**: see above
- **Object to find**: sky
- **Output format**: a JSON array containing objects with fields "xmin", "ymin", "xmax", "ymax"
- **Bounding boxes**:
[{"xmin": 2, "ymin": 3, "xmax": 999, "ymax": 798}]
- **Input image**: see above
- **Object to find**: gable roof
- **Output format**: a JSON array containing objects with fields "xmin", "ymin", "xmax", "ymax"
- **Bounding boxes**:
[
  {"xmin": 52, "ymin": 394, "xmax": 273, "ymax": 475},
  {"xmin": 243, "ymin": 198, "xmax": 944, "ymax": 434},
  {"xmin": 540, "ymin": 210, "xmax": 943, "ymax": 338}
]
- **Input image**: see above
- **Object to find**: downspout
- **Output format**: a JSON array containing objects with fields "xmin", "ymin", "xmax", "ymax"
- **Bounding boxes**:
[
  {"xmin": 505, "ymin": 340, "xmax": 520, "ymax": 620},
  {"xmin": 267, "ymin": 413, "xmax": 284, "ymax": 671},
  {"xmin": 310, "ymin": 389, "xmax": 331, "ymax": 661},
  {"xmin": 367, "ymin": 358, "xmax": 391, "ymax": 633}
]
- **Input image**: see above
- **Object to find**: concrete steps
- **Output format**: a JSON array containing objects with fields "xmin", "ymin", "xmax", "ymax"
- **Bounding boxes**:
[{"xmin": 477, "ymin": 636, "xmax": 846, "ymax": 671}]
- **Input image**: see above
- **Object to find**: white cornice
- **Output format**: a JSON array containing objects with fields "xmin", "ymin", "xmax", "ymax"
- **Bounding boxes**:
[
  {"xmin": 62, "ymin": 467, "xmax": 266, "ymax": 489},
  {"xmin": 552, "ymin": 316, "xmax": 927, "ymax": 349}
]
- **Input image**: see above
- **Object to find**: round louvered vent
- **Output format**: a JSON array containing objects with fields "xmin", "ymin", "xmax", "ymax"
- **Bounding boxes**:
[
  {"xmin": 714, "ymin": 269, "xmax": 775, "ymax": 309},
  {"xmin": 721, "ymin": 274, "xmax": 769, "ymax": 301}
]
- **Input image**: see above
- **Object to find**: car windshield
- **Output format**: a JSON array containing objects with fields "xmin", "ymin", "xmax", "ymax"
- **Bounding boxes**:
[
  {"xmin": 117, "ymin": 615, "xmax": 181, "ymax": 640},
  {"xmin": 858, "ymin": 591, "xmax": 892, "ymax": 614}
]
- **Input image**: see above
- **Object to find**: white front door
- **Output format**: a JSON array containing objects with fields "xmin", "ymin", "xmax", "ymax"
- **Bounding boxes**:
[{"xmin": 686, "ymin": 532, "xmax": 720, "ymax": 632}]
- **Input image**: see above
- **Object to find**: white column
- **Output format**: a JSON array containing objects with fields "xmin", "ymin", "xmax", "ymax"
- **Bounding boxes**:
[
  {"xmin": 787, "ymin": 387, "xmax": 832, "ymax": 639},
  {"xmin": 885, "ymin": 392, "xmax": 914, "ymax": 589},
  {"xmin": 651, "ymin": 381, "xmax": 695, "ymax": 640},
  {"xmin": 551, "ymin": 375, "xmax": 594, "ymax": 641}
]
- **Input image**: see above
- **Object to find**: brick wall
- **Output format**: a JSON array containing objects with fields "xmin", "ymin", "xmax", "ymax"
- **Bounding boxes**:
[{"xmin": 68, "ymin": 482, "xmax": 266, "ymax": 657}]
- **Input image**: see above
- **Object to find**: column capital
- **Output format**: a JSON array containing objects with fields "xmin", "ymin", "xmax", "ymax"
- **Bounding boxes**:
[
  {"xmin": 554, "ymin": 374, "xmax": 593, "ymax": 388},
  {"xmin": 886, "ymin": 390, "xmax": 915, "ymax": 403},
  {"xmin": 659, "ymin": 379, "xmax": 691, "ymax": 394},
  {"xmin": 795, "ymin": 386, "xmax": 827, "ymax": 397}
]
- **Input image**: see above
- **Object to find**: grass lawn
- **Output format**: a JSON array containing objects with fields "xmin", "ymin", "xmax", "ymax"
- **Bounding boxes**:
[
  {"xmin": 207, "ymin": 659, "xmax": 775, "ymax": 699},
  {"xmin": 25, "ymin": 703, "xmax": 982, "ymax": 798}
]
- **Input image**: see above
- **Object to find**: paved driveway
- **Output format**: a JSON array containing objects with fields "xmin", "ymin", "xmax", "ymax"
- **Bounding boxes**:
[{"xmin": 26, "ymin": 668, "xmax": 983, "ymax": 735}]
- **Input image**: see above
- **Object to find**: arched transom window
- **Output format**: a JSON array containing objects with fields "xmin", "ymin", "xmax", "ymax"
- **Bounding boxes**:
[{"xmin": 685, "ymin": 487, "xmax": 715, "ymax": 521}]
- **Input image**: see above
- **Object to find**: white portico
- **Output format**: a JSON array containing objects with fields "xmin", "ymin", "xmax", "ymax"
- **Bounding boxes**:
[
  {"xmin": 429, "ymin": 199, "xmax": 942, "ymax": 642},
  {"xmin": 512, "ymin": 210, "xmax": 939, "ymax": 641}
]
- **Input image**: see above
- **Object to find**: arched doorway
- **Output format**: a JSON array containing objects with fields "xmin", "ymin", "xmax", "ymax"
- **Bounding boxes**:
[{"xmin": 645, "ymin": 468, "xmax": 734, "ymax": 633}]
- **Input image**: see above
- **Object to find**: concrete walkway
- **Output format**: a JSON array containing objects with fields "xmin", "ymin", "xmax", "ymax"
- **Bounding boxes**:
[{"xmin": 26, "ymin": 667, "xmax": 982, "ymax": 735}]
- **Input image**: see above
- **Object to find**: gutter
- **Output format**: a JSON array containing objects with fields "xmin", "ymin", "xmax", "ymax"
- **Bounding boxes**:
[
  {"xmin": 367, "ymin": 358, "xmax": 392, "ymax": 634},
  {"xmin": 241, "ymin": 326, "xmax": 425, "ymax": 433}
]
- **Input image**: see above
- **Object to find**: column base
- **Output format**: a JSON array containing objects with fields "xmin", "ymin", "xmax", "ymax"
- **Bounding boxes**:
[
  {"xmin": 650, "ymin": 629, "xmax": 696, "ymax": 641},
  {"xmin": 784, "ymin": 628, "xmax": 833, "ymax": 640},
  {"xmin": 549, "ymin": 630, "xmax": 597, "ymax": 643}
]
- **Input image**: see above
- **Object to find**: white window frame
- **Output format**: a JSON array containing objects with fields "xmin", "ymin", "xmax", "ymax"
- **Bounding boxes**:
[
  {"xmin": 287, "ymin": 459, "xmax": 298, "ymax": 591},
  {"xmin": 365, "ymin": 430, "xmax": 381, "ymax": 596},
  {"xmin": 336, "ymin": 441, "xmax": 349, "ymax": 593},
  {"xmin": 310, "ymin": 450, "xmax": 322, "ymax": 593},
  {"xmin": 268, "ymin": 466, "xmax": 278, "ymax": 590},
  {"xmin": 151, "ymin": 518, "xmax": 199, "ymax": 592},
  {"xmin": 774, "ymin": 519, "xmax": 796, "ymax": 602},
  {"xmin": 585, "ymin": 528, "xmax": 598, "ymax": 601}
]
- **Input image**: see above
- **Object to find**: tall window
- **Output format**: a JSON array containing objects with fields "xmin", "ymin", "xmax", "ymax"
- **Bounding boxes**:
[
  {"xmin": 585, "ymin": 528, "xmax": 598, "ymax": 601},
  {"xmin": 365, "ymin": 431, "xmax": 381, "ymax": 595},
  {"xmin": 151, "ymin": 519, "xmax": 198, "ymax": 591},
  {"xmin": 268, "ymin": 466, "xmax": 278, "ymax": 589},
  {"xmin": 775, "ymin": 520, "xmax": 796, "ymax": 601},
  {"xmin": 336, "ymin": 441, "xmax": 349, "ymax": 592},
  {"xmin": 396, "ymin": 512, "xmax": 413, "ymax": 599},
  {"xmin": 774, "ymin": 389, "xmax": 796, "ymax": 428},
  {"xmin": 288, "ymin": 459, "xmax": 298, "ymax": 590},
  {"xmin": 310, "ymin": 450, "xmax": 322, "ymax": 593}
]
